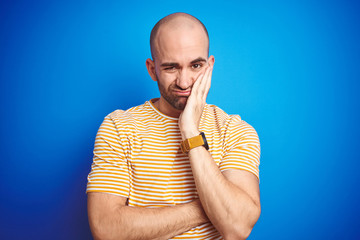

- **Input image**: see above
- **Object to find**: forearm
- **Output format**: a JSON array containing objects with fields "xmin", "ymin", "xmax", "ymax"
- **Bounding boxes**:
[
  {"xmin": 90, "ymin": 199, "xmax": 208, "ymax": 240},
  {"xmin": 177, "ymin": 61, "xmax": 259, "ymax": 238},
  {"xmin": 188, "ymin": 147, "xmax": 260, "ymax": 239}
]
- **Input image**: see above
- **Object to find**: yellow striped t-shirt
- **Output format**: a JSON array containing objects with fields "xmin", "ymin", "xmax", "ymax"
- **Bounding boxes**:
[{"xmin": 86, "ymin": 99, "xmax": 260, "ymax": 239}]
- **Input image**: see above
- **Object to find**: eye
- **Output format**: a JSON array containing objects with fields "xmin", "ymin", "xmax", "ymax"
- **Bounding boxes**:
[
  {"xmin": 192, "ymin": 63, "xmax": 202, "ymax": 69},
  {"xmin": 164, "ymin": 66, "xmax": 176, "ymax": 72}
]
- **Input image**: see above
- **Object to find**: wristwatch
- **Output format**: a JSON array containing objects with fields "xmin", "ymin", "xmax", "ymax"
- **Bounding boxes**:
[{"xmin": 180, "ymin": 132, "xmax": 209, "ymax": 154}]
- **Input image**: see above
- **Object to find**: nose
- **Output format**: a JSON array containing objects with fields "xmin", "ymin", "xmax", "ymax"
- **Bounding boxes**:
[{"xmin": 176, "ymin": 69, "xmax": 194, "ymax": 90}]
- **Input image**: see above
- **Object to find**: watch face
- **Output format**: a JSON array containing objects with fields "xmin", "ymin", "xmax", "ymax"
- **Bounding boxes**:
[{"xmin": 200, "ymin": 132, "xmax": 209, "ymax": 150}]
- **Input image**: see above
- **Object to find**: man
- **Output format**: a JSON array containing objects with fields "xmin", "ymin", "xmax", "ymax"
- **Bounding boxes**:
[{"xmin": 86, "ymin": 12, "xmax": 261, "ymax": 240}]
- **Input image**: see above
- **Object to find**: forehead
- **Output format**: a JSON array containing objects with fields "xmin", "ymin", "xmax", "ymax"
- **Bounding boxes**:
[{"xmin": 154, "ymin": 22, "xmax": 209, "ymax": 63}]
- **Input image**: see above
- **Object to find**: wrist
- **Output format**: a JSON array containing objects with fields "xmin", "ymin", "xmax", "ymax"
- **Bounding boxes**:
[
  {"xmin": 181, "ymin": 129, "xmax": 200, "ymax": 140},
  {"xmin": 180, "ymin": 132, "xmax": 209, "ymax": 154},
  {"xmin": 187, "ymin": 199, "xmax": 209, "ymax": 224}
]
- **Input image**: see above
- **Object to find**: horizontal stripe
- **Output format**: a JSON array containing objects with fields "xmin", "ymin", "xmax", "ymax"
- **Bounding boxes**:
[{"xmin": 86, "ymin": 100, "xmax": 260, "ymax": 239}]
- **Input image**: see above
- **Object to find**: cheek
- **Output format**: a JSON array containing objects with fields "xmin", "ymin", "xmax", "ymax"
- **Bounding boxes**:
[
  {"xmin": 159, "ymin": 72, "xmax": 176, "ymax": 84},
  {"xmin": 156, "ymin": 75, "xmax": 171, "ymax": 91},
  {"xmin": 190, "ymin": 70, "xmax": 200, "ymax": 80}
]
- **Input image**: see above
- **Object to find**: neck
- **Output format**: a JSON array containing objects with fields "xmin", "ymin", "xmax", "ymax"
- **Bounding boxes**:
[{"xmin": 152, "ymin": 98, "xmax": 182, "ymax": 118}]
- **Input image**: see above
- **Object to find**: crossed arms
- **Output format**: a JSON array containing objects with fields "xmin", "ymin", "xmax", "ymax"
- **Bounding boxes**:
[
  {"xmin": 87, "ymin": 62, "xmax": 261, "ymax": 240},
  {"xmin": 88, "ymin": 169, "xmax": 260, "ymax": 240}
]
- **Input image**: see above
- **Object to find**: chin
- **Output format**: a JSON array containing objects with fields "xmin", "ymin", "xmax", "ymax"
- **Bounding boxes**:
[{"xmin": 173, "ymin": 98, "xmax": 188, "ymax": 110}]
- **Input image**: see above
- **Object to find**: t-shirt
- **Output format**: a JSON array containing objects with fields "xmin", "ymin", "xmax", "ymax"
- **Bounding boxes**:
[{"xmin": 86, "ymin": 99, "xmax": 260, "ymax": 239}]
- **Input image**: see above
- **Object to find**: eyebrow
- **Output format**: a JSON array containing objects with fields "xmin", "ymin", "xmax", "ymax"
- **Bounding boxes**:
[
  {"xmin": 190, "ymin": 57, "xmax": 207, "ymax": 64},
  {"xmin": 160, "ymin": 62, "xmax": 179, "ymax": 67},
  {"xmin": 160, "ymin": 57, "xmax": 207, "ymax": 67}
]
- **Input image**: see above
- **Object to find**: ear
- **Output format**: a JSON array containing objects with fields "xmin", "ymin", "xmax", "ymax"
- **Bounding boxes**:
[
  {"xmin": 146, "ymin": 58, "xmax": 157, "ymax": 82},
  {"xmin": 208, "ymin": 55, "xmax": 215, "ymax": 67}
]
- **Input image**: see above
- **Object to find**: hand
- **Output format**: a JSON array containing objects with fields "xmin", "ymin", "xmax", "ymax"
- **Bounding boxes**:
[{"xmin": 178, "ymin": 65, "xmax": 213, "ymax": 140}]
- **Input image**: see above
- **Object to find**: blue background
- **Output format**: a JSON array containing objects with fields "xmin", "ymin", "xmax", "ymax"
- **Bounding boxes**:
[{"xmin": 1, "ymin": 0, "xmax": 359, "ymax": 239}]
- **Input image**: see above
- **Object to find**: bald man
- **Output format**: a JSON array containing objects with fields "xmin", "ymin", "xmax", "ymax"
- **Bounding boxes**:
[{"xmin": 86, "ymin": 13, "xmax": 261, "ymax": 240}]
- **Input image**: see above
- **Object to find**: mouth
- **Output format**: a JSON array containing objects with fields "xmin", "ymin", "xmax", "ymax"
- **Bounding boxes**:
[{"xmin": 173, "ymin": 90, "xmax": 191, "ymax": 97}]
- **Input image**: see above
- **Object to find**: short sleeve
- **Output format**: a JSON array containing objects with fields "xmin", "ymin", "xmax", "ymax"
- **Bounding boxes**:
[
  {"xmin": 219, "ymin": 115, "xmax": 260, "ymax": 179},
  {"xmin": 86, "ymin": 115, "xmax": 130, "ymax": 197}
]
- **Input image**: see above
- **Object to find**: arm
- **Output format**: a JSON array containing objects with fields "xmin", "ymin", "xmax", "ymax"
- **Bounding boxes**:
[
  {"xmin": 178, "ymin": 61, "xmax": 261, "ymax": 239},
  {"xmin": 88, "ymin": 192, "xmax": 208, "ymax": 240},
  {"xmin": 187, "ymin": 148, "xmax": 260, "ymax": 240},
  {"xmin": 87, "ymin": 115, "xmax": 209, "ymax": 240}
]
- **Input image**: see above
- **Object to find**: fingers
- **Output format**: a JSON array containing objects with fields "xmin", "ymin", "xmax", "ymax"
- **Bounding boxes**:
[
  {"xmin": 187, "ymin": 65, "xmax": 213, "ymax": 106},
  {"xmin": 179, "ymin": 66, "xmax": 213, "ymax": 132},
  {"xmin": 195, "ymin": 66, "xmax": 212, "ymax": 101},
  {"xmin": 201, "ymin": 66, "xmax": 212, "ymax": 95},
  {"xmin": 205, "ymin": 67, "xmax": 212, "ymax": 97},
  {"xmin": 194, "ymin": 66, "xmax": 211, "ymax": 88}
]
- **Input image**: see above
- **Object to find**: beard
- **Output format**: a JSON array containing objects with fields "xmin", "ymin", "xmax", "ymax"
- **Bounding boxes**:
[{"xmin": 156, "ymin": 74, "xmax": 189, "ymax": 111}]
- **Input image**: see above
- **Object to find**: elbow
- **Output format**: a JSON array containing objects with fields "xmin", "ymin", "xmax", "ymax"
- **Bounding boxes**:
[
  {"xmin": 222, "ymin": 226, "xmax": 252, "ymax": 240},
  {"xmin": 223, "ymin": 204, "xmax": 261, "ymax": 240},
  {"xmin": 222, "ymin": 223, "xmax": 255, "ymax": 240},
  {"xmin": 89, "ymin": 221, "xmax": 111, "ymax": 240},
  {"xmin": 89, "ymin": 222, "xmax": 104, "ymax": 240},
  {"xmin": 228, "ymin": 225, "xmax": 254, "ymax": 240},
  {"xmin": 89, "ymin": 218, "xmax": 126, "ymax": 240}
]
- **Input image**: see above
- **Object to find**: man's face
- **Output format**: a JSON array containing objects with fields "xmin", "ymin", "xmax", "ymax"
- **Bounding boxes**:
[
  {"xmin": 149, "ymin": 23, "xmax": 214, "ymax": 114},
  {"xmin": 155, "ymin": 56, "xmax": 208, "ymax": 111}
]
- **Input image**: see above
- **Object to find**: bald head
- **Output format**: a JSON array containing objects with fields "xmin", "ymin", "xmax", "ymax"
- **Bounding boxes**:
[{"xmin": 150, "ymin": 13, "xmax": 209, "ymax": 60}]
